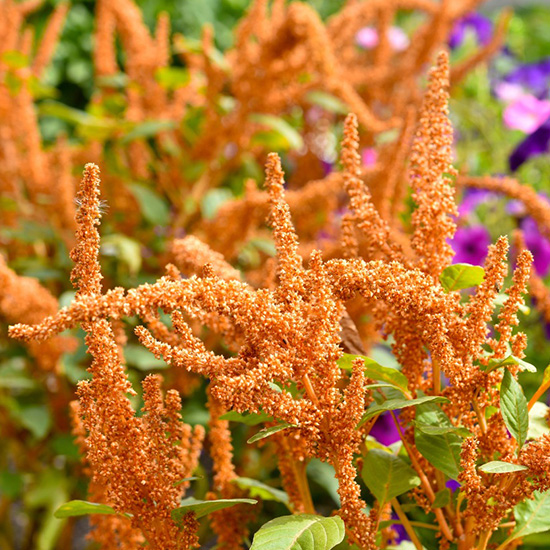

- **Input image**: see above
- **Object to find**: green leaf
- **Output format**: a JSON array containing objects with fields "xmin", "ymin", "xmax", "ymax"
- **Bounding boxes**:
[
  {"xmin": 1, "ymin": 50, "xmax": 28, "ymax": 69},
  {"xmin": 439, "ymin": 263, "xmax": 485, "ymax": 292},
  {"xmin": 219, "ymin": 411, "xmax": 274, "ymax": 426},
  {"xmin": 101, "ymin": 234, "xmax": 142, "ymax": 275},
  {"xmin": 478, "ymin": 461, "xmax": 528, "ymax": 474},
  {"xmin": 171, "ymin": 498, "xmax": 256, "ymax": 524},
  {"xmin": 233, "ymin": 477, "xmax": 290, "ymax": 507},
  {"xmin": 121, "ymin": 120, "xmax": 176, "ymax": 144},
  {"xmin": 200, "ymin": 188, "xmax": 233, "ymax": 220},
  {"xmin": 528, "ymin": 402, "xmax": 550, "ymax": 440},
  {"xmin": 128, "ymin": 184, "xmax": 170, "ymax": 226},
  {"xmin": 124, "ymin": 344, "xmax": 168, "ymax": 371},
  {"xmin": 15, "ymin": 404, "xmax": 52, "ymax": 439},
  {"xmin": 414, "ymin": 403, "xmax": 462, "ymax": 480},
  {"xmin": 307, "ymin": 460, "xmax": 340, "ymax": 506},
  {"xmin": 54, "ymin": 500, "xmax": 122, "ymax": 519},
  {"xmin": 155, "ymin": 67, "xmax": 190, "ymax": 90},
  {"xmin": 358, "ymin": 396, "xmax": 449, "ymax": 427},
  {"xmin": 504, "ymin": 491, "xmax": 550, "ymax": 544},
  {"xmin": 500, "ymin": 369, "xmax": 529, "ymax": 449},
  {"xmin": 248, "ymin": 423, "xmax": 296, "ymax": 444},
  {"xmin": 250, "ymin": 113, "xmax": 303, "ymax": 150},
  {"xmin": 338, "ymin": 354, "xmax": 410, "ymax": 397},
  {"xmin": 0, "ymin": 471, "xmax": 23, "ymax": 499},
  {"xmin": 362, "ymin": 449, "xmax": 420, "ymax": 504},
  {"xmin": 414, "ymin": 423, "xmax": 471, "ymax": 438},
  {"xmin": 432, "ymin": 489, "xmax": 451, "ymax": 508},
  {"xmin": 306, "ymin": 91, "xmax": 348, "ymax": 114},
  {"xmin": 485, "ymin": 355, "xmax": 537, "ymax": 374},
  {"xmin": 249, "ymin": 514, "xmax": 345, "ymax": 550}
]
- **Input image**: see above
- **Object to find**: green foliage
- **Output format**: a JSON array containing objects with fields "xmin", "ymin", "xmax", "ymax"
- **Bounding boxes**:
[
  {"xmin": 504, "ymin": 491, "xmax": 550, "ymax": 544},
  {"xmin": 439, "ymin": 263, "xmax": 485, "ymax": 292},
  {"xmin": 247, "ymin": 423, "xmax": 297, "ymax": 444},
  {"xmin": 54, "ymin": 500, "xmax": 123, "ymax": 519},
  {"xmin": 171, "ymin": 497, "xmax": 257, "ymax": 523},
  {"xmin": 500, "ymin": 369, "xmax": 530, "ymax": 449},
  {"xmin": 414, "ymin": 403, "xmax": 464, "ymax": 480},
  {"xmin": 362, "ymin": 449, "xmax": 420, "ymax": 504},
  {"xmin": 478, "ymin": 461, "xmax": 528, "ymax": 474},
  {"xmin": 249, "ymin": 515, "xmax": 345, "ymax": 550}
]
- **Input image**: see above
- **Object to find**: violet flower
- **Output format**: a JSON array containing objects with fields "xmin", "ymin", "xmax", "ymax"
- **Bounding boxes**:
[
  {"xmin": 509, "ymin": 116, "xmax": 550, "ymax": 171},
  {"xmin": 451, "ymin": 225, "xmax": 491, "ymax": 265},
  {"xmin": 521, "ymin": 218, "xmax": 550, "ymax": 277},
  {"xmin": 503, "ymin": 58, "xmax": 550, "ymax": 98},
  {"xmin": 449, "ymin": 12, "xmax": 492, "ymax": 50},
  {"xmin": 458, "ymin": 189, "xmax": 497, "ymax": 218},
  {"xmin": 370, "ymin": 411, "xmax": 401, "ymax": 446}
]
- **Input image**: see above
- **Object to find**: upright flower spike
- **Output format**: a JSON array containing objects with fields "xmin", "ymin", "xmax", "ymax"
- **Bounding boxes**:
[
  {"xmin": 70, "ymin": 163, "xmax": 103, "ymax": 297},
  {"xmin": 265, "ymin": 153, "xmax": 306, "ymax": 303},
  {"xmin": 410, "ymin": 51, "xmax": 458, "ymax": 279}
]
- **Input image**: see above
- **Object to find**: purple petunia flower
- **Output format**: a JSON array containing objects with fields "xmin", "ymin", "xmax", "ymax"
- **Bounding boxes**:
[
  {"xmin": 458, "ymin": 189, "xmax": 497, "ymax": 218},
  {"xmin": 370, "ymin": 411, "xmax": 401, "ymax": 446},
  {"xmin": 521, "ymin": 218, "xmax": 550, "ymax": 277},
  {"xmin": 449, "ymin": 12, "xmax": 492, "ymax": 50},
  {"xmin": 446, "ymin": 479, "xmax": 461, "ymax": 492},
  {"xmin": 451, "ymin": 225, "xmax": 492, "ymax": 265},
  {"xmin": 509, "ymin": 116, "xmax": 550, "ymax": 171},
  {"xmin": 504, "ymin": 58, "xmax": 550, "ymax": 99}
]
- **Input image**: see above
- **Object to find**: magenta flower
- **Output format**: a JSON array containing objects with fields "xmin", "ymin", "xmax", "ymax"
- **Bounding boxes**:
[
  {"xmin": 356, "ymin": 27, "xmax": 409, "ymax": 51},
  {"xmin": 522, "ymin": 218, "xmax": 550, "ymax": 277},
  {"xmin": 451, "ymin": 225, "xmax": 491, "ymax": 265},
  {"xmin": 503, "ymin": 94, "xmax": 550, "ymax": 133},
  {"xmin": 361, "ymin": 148, "xmax": 377, "ymax": 167},
  {"xmin": 458, "ymin": 189, "xmax": 497, "ymax": 218}
]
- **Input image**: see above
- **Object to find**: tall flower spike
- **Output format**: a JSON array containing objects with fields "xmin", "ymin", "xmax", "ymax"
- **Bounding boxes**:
[
  {"xmin": 70, "ymin": 163, "xmax": 103, "ymax": 297},
  {"xmin": 341, "ymin": 113, "xmax": 403, "ymax": 263},
  {"xmin": 265, "ymin": 153, "xmax": 305, "ymax": 302},
  {"xmin": 410, "ymin": 51, "xmax": 458, "ymax": 279}
]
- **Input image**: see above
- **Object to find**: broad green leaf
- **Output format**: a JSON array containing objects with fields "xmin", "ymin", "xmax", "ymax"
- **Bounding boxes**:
[
  {"xmin": 504, "ymin": 491, "xmax": 550, "ymax": 544},
  {"xmin": 128, "ymin": 184, "xmax": 170, "ymax": 226},
  {"xmin": 14, "ymin": 404, "xmax": 52, "ymax": 439},
  {"xmin": 124, "ymin": 344, "xmax": 168, "ymax": 371},
  {"xmin": 249, "ymin": 514, "xmax": 345, "ymax": 550},
  {"xmin": 101, "ymin": 234, "xmax": 142, "ymax": 275},
  {"xmin": 233, "ymin": 477, "xmax": 290, "ymax": 507},
  {"xmin": 306, "ymin": 91, "xmax": 348, "ymax": 114},
  {"xmin": 362, "ymin": 449, "xmax": 420, "ymax": 504},
  {"xmin": 250, "ymin": 113, "xmax": 303, "ymax": 150},
  {"xmin": 485, "ymin": 355, "xmax": 537, "ymax": 374},
  {"xmin": 0, "ymin": 471, "xmax": 23, "ymax": 499},
  {"xmin": 338, "ymin": 354, "xmax": 410, "ymax": 396},
  {"xmin": 220, "ymin": 411, "xmax": 274, "ymax": 426},
  {"xmin": 307, "ymin": 459, "xmax": 340, "ymax": 506},
  {"xmin": 528, "ymin": 402, "xmax": 550, "ymax": 440},
  {"xmin": 478, "ymin": 461, "xmax": 528, "ymax": 474},
  {"xmin": 1, "ymin": 50, "xmax": 28, "ymax": 69},
  {"xmin": 500, "ymin": 369, "xmax": 529, "ymax": 449},
  {"xmin": 359, "ymin": 396, "xmax": 449, "ymax": 427},
  {"xmin": 155, "ymin": 67, "xmax": 190, "ymax": 90},
  {"xmin": 432, "ymin": 489, "xmax": 451, "ymax": 508},
  {"xmin": 54, "ymin": 500, "xmax": 120, "ymax": 519},
  {"xmin": 439, "ymin": 263, "xmax": 485, "ymax": 292},
  {"xmin": 201, "ymin": 188, "xmax": 233, "ymax": 220},
  {"xmin": 414, "ymin": 423, "xmax": 471, "ymax": 438},
  {"xmin": 248, "ymin": 423, "xmax": 296, "ymax": 444},
  {"xmin": 171, "ymin": 497, "xmax": 256, "ymax": 524},
  {"xmin": 121, "ymin": 120, "xmax": 176, "ymax": 144},
  {"xmin": 414, "ymin": 403, "xmax": 462, "ymax": 480}
]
